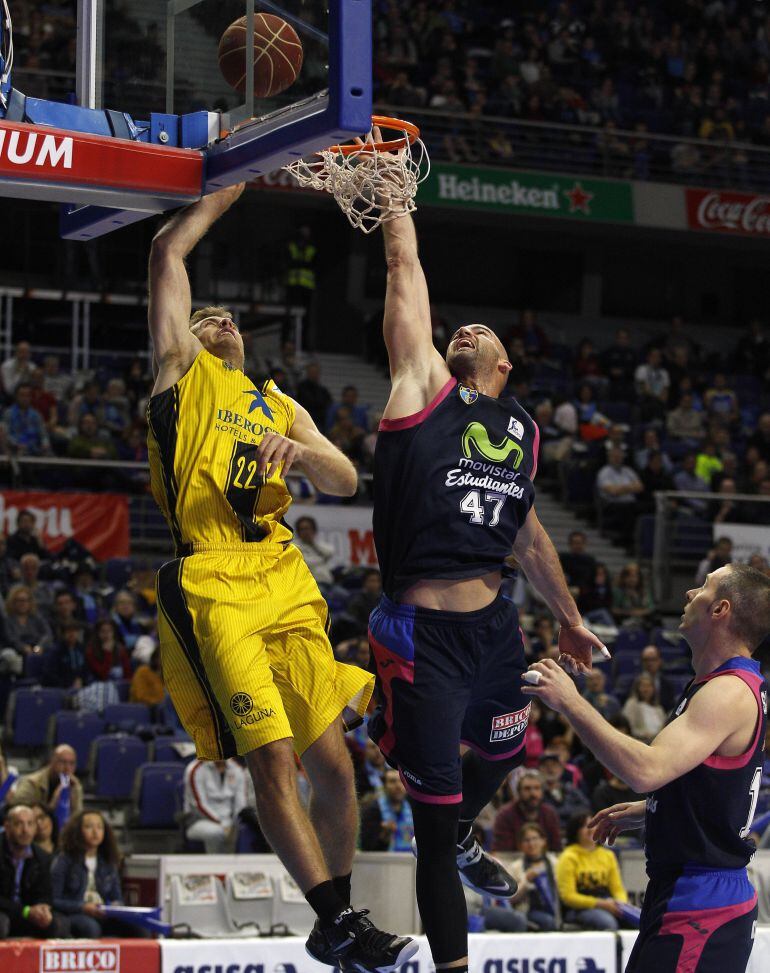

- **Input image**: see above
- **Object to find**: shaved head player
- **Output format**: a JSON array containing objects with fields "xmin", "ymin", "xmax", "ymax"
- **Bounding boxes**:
[
  {"xmin": 147, "ymin": 185, "xmax": 415, "ymax": 972},
  {"xmin": 523, "ymin": 564, "xmax": 770, "ymax": 973},
  {"xmin": 367, "ymin": 130, "xmax": 608, "ymax": 973}
]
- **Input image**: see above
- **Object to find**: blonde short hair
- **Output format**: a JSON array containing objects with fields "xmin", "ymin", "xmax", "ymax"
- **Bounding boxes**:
[{"xmin": 189, "ymin": 306, "xmax": 232, "ymax": 330}]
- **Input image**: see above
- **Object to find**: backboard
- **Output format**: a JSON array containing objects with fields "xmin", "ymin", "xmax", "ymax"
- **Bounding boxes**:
[{"xmin": 0, "ymin": 0, "xmax": 371, "ymax": 238}]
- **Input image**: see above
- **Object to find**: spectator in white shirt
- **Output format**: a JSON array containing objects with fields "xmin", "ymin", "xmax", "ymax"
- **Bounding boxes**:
[
  {"xmin": 292, "ymin": 516, "xmax": 337, "ymax": 588},
  {"xmin": 1, "ymin": 342, "xmax": 34, "ymax": 397},
  {"xmin": 634, "ymin": 347, "xmax": 670, "ymax": 421},
  {"xmin": 183, "ymin": 759, "xmax": 248, "ymax": 853},
  {"xmin": 596, "ymin": 447, "xmax": 643, "ymax": 545}
]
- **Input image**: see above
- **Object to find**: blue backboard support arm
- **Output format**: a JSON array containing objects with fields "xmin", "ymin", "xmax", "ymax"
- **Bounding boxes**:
[{"xmin": 60, "ymin": 0, "xmax": 372, "ymax": 241}]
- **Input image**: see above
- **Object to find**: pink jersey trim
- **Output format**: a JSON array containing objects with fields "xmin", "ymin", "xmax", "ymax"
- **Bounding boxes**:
[
  {"xmin": 658, "ymin": 892, "xmax": 757, "ymax": 973},
  {"xmin": 368, "ymin": 632, "xmax": 415, "ymax": 758},
  {"xmin": 379, "ymin": 377, "xmax": 458, "ymax": 431},
  {"xmin": 530, "ymin": 420, "xmax": 540, "ymax": 480},
  {"xmin": 461, "ymin": 737, "xmax": 527, "ymax": 761},
  {"xmin": 698, "ymin": 669, "xmax": 764, "ymax": 770},
  {"xmin": 398, "ymin": 770, "xmax": 462, "ymax": 804}
]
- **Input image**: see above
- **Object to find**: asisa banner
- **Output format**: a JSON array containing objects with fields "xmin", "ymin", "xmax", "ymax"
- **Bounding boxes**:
[{"xmin": 161, "ymin": 933, "xmax": 617, "ymax": 973}]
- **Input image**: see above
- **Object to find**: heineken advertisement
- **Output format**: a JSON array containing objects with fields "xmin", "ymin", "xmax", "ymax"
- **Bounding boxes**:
[{"xmin": 419, "ymin": 163, "xmax": 635, "ymax": 222}]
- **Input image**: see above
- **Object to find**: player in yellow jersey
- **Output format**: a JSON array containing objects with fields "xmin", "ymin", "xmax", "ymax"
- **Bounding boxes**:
[{"xmin": 147, "ymin": 185, "xmax": 416, "ymax": 972}]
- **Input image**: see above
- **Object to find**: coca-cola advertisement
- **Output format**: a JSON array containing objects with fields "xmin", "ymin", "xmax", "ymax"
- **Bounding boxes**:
[{"xmin": 686, "ymin": 188, "xmax": 770, "ymax": 236}]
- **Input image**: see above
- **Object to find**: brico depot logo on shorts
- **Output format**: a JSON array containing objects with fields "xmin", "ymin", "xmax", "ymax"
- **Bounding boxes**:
[
  {"xmin": 490, "ymin": 704, "xmax": 530, "ymax": 743},
  {"xmin": 40, "ymin": 944, "xmax": 120, "ymax": 973}
]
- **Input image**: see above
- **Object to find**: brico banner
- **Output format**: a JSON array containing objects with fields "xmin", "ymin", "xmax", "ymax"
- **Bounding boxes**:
[
  {"xmin": 0, "ymin": 490, "xmax": 130, "ymax": 559},
  {"xmin": 0, "ymin": 941, "xmax": 160, "ymax": 973},
  {"xmin": 686, "ymin": 187, "xmax": 770, "ymax": 236}
]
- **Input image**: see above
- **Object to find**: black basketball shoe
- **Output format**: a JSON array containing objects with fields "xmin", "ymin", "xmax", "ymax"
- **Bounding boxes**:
[
  {"xmin": 305, "ymin": 907, "xmax": 418, "ymax": 972},
  {"xmin": 410, "ymin": 833, "xmax": 518, "ymax": 898},
  {"xmin": 455, "ymin": 831, "xmax": 518, "ymax": 898}
]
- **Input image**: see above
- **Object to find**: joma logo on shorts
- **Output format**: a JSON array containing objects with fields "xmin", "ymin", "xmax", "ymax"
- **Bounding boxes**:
[{"xmin": 232, "ymin": 707, "xmax": 276, "ymax": 730}]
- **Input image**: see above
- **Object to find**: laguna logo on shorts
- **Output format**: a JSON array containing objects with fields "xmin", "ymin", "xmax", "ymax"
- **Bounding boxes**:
[
  {"xmin": 459, "ymin": 385, "xmax": 479, "ymax": 405},
  {"xmin": 230, "ymin": 693, "xmax": 254, "ymax": 717},
  {"xmin": 229, "ymin": 692, "xmax": 276, "ymax": 730},
  {"xmin": 490, "ymin": 704, "xmax": 530, "ymax": 743}
]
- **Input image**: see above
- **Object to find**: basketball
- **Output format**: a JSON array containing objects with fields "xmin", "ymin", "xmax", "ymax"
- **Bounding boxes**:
[{"xmin": 218, "ymin": 13, "xmax": 303, "ymax": 99}]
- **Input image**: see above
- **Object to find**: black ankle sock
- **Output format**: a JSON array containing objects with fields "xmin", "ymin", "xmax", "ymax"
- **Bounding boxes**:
[
  {"xmin": 333, "ymin": 873, "xmax": 352, "ymax": 906},
  {"xmin": 456, "ymin": 821, "xmax": 473, "ymax": 847},
  {"xmin": 305, "ymin": 880, "xmax": 347, "ymax": 924}
]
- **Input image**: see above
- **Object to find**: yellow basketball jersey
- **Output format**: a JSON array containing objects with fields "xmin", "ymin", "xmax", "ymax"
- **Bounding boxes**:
[{"xmin": 147, "ymin": 350, "xmax": 295, "ymax": 552}]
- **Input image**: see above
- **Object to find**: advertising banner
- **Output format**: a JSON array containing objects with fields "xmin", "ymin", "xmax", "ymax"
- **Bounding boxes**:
[
  {"xmin": 713, "ymin": 522, "xmax": 770, "ymax": 563},
  {"xmin": 251, "ymin": 161, "xmax": 635, "ymax": 224},
  {"xmin": 686, "ymin": 188, "xmax": 770, "ymax": 237},
  {"xmin": 0, "ymin": 940, "xmax": 160, "ymax": 973},
  {"xmin": 288, "ymin": 503, "xmax": 376, "ymax": 568},
  {"xmin": 0, "ymin": 490, "xmax": 130, "ymax": 559},
  {"xmin": 419, "ymin": 163, "xmax": 635, "ymax": 223},
  {"xmin": 162, "ymin": 933, "xmax": 617, "ymax": 973}
]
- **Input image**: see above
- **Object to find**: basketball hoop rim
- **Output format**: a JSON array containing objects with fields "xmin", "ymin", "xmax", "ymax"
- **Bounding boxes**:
[{"xmin": 328, "ymin": 115, "xmax": 420, "ymax": 155}]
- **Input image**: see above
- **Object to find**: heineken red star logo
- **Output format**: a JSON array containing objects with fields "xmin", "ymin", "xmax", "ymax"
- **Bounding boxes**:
[{"xmin": 564, "ymin": 181, "xmax": 594, "ymax": 214}]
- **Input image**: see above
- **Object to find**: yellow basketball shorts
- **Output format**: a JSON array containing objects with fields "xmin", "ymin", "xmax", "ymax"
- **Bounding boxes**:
[{"xmin": 156, "ymin": 543, "xmax": 373, "ymax": 759}]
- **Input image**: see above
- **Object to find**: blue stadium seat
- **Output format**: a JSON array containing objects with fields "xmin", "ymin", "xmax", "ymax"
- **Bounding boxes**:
[
  {"xmin": 157, "ymin": 694, "xmax": 185, "ymax": 731},
  {"xmin": 105, "ymin": 558, "xmax": 134, "ymax": 589},
  {"xmin": 637, "ymin": 516, "xmax": 656, "ymax": 559},
  {"xmin": 50, "ymin": 711, "xmax": 105, "ymax": 774},
  {"xmin": 132, "ymin": 762, "xmax": 185, "ymax": 828},
  {"xmin": 7, "ymin": 688, "xmax": 67, "ymax": 747},
  {"xmin": 153, "ymin": 737, "xmax": 194, "ymax": 764},
  {"xmin": 90, "ymin": 735, "xmax": 149, "ymax": 800},
  {"xmin": 23, "ymin": 653, "xmax": 48, "ymax": 681},
  {"xmin": 103, "ymin": 702, "xmax": 152, "ymax": 732},
  {"xmin": 614, "ymin": 628, "xmax": 650, "ymax": 656},
  {"xmin": 114, "ymin": 680, "xmax": 132, "ymax": 702}
]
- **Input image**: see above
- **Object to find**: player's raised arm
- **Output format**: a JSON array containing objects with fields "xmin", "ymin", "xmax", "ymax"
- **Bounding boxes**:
[
  {"xmin": 513, "ymin": 506, "xmax": 610, "ymax": 671},
  {"xmin": 148, "ymin": 184, "xmax": 244, "ymax": 393},
  {"xmin": 381, "ymin": 212, "xmax": 446, "ymax": 382}
]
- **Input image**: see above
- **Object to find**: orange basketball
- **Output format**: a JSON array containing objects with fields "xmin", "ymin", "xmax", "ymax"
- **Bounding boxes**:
[{"xmin": 218, "ymin": 13, "xmax": 303, "ymax": 99}]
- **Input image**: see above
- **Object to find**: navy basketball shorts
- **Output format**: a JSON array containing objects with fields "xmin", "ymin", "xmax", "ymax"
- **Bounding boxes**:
[
  {"xmin": 367, "ymin": 592, "xmax": 529, "ymax": 803},
  {"xmin": 626, "ymin": 865, "xmax": 757, "ymax": 973}
]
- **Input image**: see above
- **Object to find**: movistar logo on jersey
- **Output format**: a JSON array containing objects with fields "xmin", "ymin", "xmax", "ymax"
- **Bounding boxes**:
[
  {"xmin": 244, "ymin": 388, "xmax": 274, "ymax": 421},
  {"xmin": 458, "ymin": 385, "xmax": 478, "ymax": 405},
  {"xmin": 462, "ymin": 421, "xmax": 524, "ymax": 469}
]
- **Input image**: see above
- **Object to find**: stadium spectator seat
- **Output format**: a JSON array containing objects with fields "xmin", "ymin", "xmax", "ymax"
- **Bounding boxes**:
[
  {"xmin": 131, "ymin": 762, "xmax": 185, "ymax": 828},
  {"xmin": 90, "ymin": 734, "xmax": 149, "ymax": 801},
  {"xmin": 103, "ymin": 702, "xmax": 152, "ymax": 732},
  {"xmin": 23, "ymin": 653, "xmax": 48, "ymax": 681},
  {"xmin": 154, "ymin": 737, "xmax": 195, "ymax": 764},
  {"xmin": 115, "ymin": 680, "xmax": 132, "ymax": 702},
  {"xmin": 6, "ymin": 687, "xmax": 67, "ymax": 748},
  {"xmin": 49, "ymin": 711, "xmax": 105, "ymax": 775},
  {"xmin": 613, "ymin": 629, "xmax": 649, "ymax": 656},
  {"xmin": 105, "ymin": 558, "xmax": 134, "ymax": 588}
]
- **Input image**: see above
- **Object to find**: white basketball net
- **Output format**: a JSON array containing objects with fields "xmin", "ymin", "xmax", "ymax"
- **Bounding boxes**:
[{"xmin": 282, "ymin": 127, "xmax": 430, "ymax": 234}]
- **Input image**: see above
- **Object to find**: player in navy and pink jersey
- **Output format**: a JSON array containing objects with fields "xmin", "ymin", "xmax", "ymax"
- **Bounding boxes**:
[
  {"xmin": 368, "ymin": 138, "xmax": 609, "ymax": 973},
  {"xmin": 523, "ymin": 563, "xmax": 770, "ymax": 973}
]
